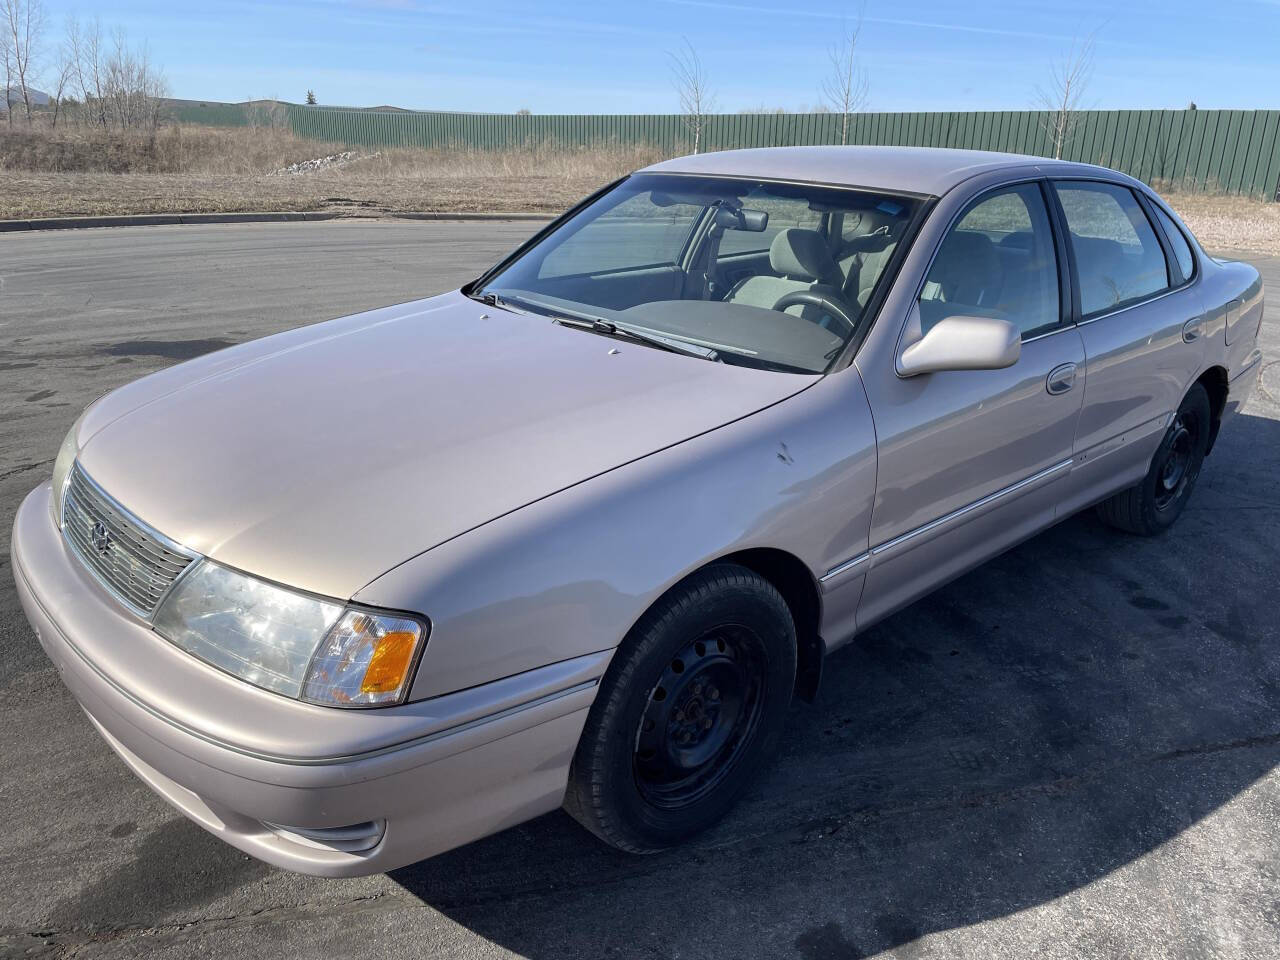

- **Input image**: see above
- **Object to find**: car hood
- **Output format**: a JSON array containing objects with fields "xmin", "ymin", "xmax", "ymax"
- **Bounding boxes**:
[{"xmin": 77, "ymin": 291, "xmax": 818, "ymax": 599}]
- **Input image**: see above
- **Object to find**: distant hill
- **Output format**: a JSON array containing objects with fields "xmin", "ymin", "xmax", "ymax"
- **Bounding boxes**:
[
  {"xmin": 2, "ymin": 87, "xmax": 51, "ymax": 110},
  {"xmin": 162, "ymin": 97, "xmax": 424, "ymax": 114}
]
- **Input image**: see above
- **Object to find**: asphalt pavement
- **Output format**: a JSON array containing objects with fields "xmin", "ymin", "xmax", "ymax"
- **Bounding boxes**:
[{"xmin": 1, "ymin": 221, "xmax": 1278, "ymax": 959}]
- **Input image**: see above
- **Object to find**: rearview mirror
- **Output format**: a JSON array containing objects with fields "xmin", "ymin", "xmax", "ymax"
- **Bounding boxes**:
[
  {"xmin": 897, "ymin": 312, "xmax": 1020, "ymax": 377},
  {"xmin": 713, "ymin": 206, "xmax": 769, "ymax": 232},
  {"xmin": 735, "ymin": 208, "xmax": 769, "ymax": 232}
]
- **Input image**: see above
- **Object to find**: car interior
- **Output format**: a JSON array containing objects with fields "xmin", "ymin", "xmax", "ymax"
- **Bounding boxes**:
[{"xmin": 481, "ymin": 175, "xmax": 924, "ymax": 372}]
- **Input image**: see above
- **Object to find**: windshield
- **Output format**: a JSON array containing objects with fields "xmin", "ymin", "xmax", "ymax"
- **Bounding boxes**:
[{"xmin": 475, "ymin": 173, "xmax": 919, "ymax": 374}]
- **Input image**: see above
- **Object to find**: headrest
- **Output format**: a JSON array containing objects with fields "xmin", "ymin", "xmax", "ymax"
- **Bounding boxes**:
[{"xmin": 769, "ymin": 228, "xmax": 837, "ymax": 282}]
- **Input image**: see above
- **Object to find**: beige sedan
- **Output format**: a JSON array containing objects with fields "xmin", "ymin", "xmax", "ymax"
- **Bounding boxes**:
[{"xmin": 12, "ymin": 146, "xmax": 1263, "ymax": 875}]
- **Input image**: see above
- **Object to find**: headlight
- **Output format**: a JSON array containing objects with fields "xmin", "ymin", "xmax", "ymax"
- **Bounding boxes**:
[
  {"xmin": 50, "ymin": 411, "xmax": 87, "ymax": 529},
  {"xmin": 153, "ymin": 561, "xmax": 427, "ymax": 707}
]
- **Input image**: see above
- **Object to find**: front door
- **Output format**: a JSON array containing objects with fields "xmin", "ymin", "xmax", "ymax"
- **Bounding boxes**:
[{"xmin": 855, "ymin": 180, "xmax": 1086, "ymax": 628}]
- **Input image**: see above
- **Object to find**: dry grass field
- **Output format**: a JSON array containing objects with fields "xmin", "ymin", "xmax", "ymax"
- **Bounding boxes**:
[
  {"xmin": 0, "ymin": 126, "xmax": 661, "ymax": 218},
  {"xmin": 3, "ymin": 125, "xmax": 1278, "ymax": 252}
]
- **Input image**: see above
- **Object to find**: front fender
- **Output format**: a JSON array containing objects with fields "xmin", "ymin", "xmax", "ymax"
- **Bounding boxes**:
[{"xmin": 356, "ymin": 368, "xmax": 878, "ymax": 701}]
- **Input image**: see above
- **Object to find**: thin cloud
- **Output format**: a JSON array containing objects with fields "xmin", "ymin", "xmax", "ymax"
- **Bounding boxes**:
[{"xmin": 655, "ymin": 0, "xmax": 1080, "ymax": 42}]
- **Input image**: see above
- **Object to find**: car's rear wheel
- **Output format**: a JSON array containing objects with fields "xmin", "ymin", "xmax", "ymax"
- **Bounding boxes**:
[
  {"xmin": 564, "ymin": 564, "xmax": 796, "ymax": 853},
  {"xmin": 1096, "ymin": 382, "xmax": 1211, "ymax": 536}
]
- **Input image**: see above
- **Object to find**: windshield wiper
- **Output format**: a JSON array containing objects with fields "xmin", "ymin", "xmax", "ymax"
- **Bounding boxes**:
[
  {"xmin": 468, "ymin": 289, "xmax": 508, "ymax": 309},
  {"xmin": 552, "ymin": 315, "xmax": 720, "ymax": 362}
]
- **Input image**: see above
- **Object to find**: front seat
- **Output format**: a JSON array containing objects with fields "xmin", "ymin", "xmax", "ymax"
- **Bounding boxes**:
[
  {"xmin": 724, "ymin": 228, "xmax": 851, "ymax": 325},
  {"xmin": 918, "ymin": 229, "xmax": 1007, "ymax": 333}
]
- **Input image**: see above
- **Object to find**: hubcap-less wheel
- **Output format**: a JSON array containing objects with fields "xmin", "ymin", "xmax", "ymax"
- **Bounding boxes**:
[
  {"xmin": 1154, "ymin": 411, "xmax": 1200, "ymax": 511},
  {"xmin": 563, "ymin": 564, "xmax": 795, "ymax": 853},
  {"xmin": 633, "ymin": 626, "xmax": 765, "ymax": 810},
  {"xmin": 1094, "ymin": 382, "xmax": 1212, "ymax": 537}
]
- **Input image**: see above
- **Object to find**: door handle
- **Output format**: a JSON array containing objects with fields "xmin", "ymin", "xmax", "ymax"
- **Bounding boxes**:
[
  {"xmin": 1046, "ymin": 362, "xmax": 1077, "ymax": 395},
  {"xmin": 1182, "ymin": 317, "xmax": 1203, "ymax": 343}
]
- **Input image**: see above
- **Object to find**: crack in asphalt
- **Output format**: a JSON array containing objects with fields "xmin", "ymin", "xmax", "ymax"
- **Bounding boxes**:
[
  {"xmin": 7, "ymin": 891, "xmax": 398, "ymax": 957},
  {"xmin": 0, "ymin": 458, "xmax": 53, "ymax": 482}
]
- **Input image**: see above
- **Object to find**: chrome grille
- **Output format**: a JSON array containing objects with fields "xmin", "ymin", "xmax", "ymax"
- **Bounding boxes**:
[{"xmin": 61, "ymin": 463, "xmax": 197, "ymax": 618}]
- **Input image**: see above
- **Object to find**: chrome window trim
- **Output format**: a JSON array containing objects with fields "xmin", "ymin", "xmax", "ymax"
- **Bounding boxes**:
[
  {"xmin": 1074, "ymin": 282, "xmax": 1188, "ymax": 328},
  {"xmin": 61, "ymin": 463, "xmax": 203, "ymax": 623},
  {"xmin": 821, "ymin": 457, "xmax": 1074, "ymax": 582}
]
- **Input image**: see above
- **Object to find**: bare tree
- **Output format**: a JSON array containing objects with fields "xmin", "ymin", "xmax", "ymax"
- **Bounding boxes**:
[
  {"xmin": 66, "ymin": 16, "xmax": 108, "ymax": 128},
  {"xmin": 1035, "ymin": 30, "xmax": 1097, "ymax": 159},
  {"xmin": 2, "ymin": 0, "xmax": 45, "ymax": 124},
  {"xmin": 60, "ymin": 17, "xmax": 166, "ymax": 133},
  {"xmin": 2, "ymin": 28, "xmax": 12, "ymax": 126},
  {"xmin": 668, "ymin": 38, "xmax": 714, "ymax": 154},
  {"xmin": 101, "ymin": 27, "xmax": 166, "ymax": 132},
  {"xmin": 822, "ymin": 17, "xmax": 868, "ymax": 146},
  {"xmin": 48, "ymin": 32, "xmax": 72, "ymax": 127}
]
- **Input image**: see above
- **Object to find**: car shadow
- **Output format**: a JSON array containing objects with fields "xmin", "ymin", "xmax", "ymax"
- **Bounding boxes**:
[{"xmin": 387, "ymin": 409, "xmax": 1280, "ymax": 957}]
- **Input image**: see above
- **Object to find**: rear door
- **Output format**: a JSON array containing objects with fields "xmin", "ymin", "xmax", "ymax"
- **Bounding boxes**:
[{"xmin": 1048, "ymin": 179, "xmax": 1205, "ymax": 514}]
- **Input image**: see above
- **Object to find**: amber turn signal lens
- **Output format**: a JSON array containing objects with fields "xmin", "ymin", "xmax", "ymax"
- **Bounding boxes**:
[{"xmin": 361, "ymin": 630, "xmax": 420, "ymax": 694}]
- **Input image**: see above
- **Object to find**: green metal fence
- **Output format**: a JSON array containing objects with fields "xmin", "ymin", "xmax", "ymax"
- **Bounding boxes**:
[{"xmin": 279, "ymin": 105, "xmax": 1280, "ymax": 199}]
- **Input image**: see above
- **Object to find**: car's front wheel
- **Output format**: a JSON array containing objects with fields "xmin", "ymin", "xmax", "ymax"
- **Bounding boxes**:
[
  {"xmin": 564, "ymin": 563, "xmax": 796, "ymax": 853},
  {"xmin": 1096, "ymin": 382, "xmax": 1211, "ymax": 536}
]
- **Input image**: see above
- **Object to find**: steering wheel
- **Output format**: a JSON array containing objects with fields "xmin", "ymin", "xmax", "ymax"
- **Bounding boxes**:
[{"xmin": 771, "ymin": 290, "xmax": 857, "ymax": 337}]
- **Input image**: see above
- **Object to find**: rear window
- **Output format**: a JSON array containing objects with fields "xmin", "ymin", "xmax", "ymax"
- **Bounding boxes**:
[
  {"xmin": 1151, "ymin": 204, "xmax": 1195, "ymax": 282},
  {"xmin": 1054, "ymin": 181, "xmax": 1170, "ymax": 317}
]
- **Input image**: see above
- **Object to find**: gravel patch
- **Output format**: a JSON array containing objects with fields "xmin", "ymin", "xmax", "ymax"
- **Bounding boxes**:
[
  {"xmin": 272, "ymin": 151, "xmax": 380, "ymax": 176},
  {"xmin": 1165, "ymin": 193, "xmax": 1280, "ymax": 257}
]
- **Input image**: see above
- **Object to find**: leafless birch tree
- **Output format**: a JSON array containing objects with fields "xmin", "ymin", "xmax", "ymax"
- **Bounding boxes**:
[
  {"xmin": 1036, "ymin": 31, "xmax": 1097, "ymax": 159},
  {"xmin": 822, "ymin": 18, "xmax": 868, "ymax": 146},
  {"xmin": 2, "ymin": 0, "xmax": 45, "ymax": 124},
  {"xmin": 668, "ymin": 38, "xmax": 714, "ymax": 154}
]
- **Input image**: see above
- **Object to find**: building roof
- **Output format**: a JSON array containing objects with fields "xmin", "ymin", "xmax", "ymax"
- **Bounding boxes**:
[{"xmin": 642, "ymin": 145, "xmax": 1115, "ymax": 197}]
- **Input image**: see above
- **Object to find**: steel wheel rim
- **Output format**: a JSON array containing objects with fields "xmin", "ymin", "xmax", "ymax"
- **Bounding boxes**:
[
  {"xmin": 632, "ymin": 625, "xmax": 766, "ymax": 810},
  {"xmin": 1154, "ymin": 411, "xmax": 1199, "ymax": 511}
]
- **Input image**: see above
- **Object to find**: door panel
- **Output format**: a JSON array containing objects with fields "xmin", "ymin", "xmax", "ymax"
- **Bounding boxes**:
[
  {"xmin": 856, "ymin": 326, "xmax": 1086, "ymax": 627},
  {"xmin": 1057, "ymin": 291, "xmax": 1203, "ymax": 514}
]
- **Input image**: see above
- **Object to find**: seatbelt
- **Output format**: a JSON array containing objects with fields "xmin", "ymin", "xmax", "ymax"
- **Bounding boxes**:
[{"xmin": 699, "ymin": 225, "xmax": 725, "ymax": 300}]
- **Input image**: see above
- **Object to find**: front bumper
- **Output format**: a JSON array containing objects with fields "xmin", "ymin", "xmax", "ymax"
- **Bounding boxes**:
[{"xmin": 11, "ymin": 483, "xmax": 603, "ymax": 877}]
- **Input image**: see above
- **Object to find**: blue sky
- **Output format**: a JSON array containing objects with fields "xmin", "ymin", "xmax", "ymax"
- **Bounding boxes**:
[{"xmin": 40, "ymin": 0, "xmax": 1280, "ymax": 113}]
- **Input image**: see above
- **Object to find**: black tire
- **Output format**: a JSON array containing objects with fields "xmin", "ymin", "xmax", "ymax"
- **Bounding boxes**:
[
  {"xmin": 564, "ymin": 563, "xmax": 796, "ymax": 854},
  {"xmin": 1096, "ymin": 383, "xmax": 1211, "ymax": 536}
]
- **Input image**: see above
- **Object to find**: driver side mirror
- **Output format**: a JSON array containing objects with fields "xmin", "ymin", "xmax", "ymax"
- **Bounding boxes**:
[{"xmin": 897, "ymin": 307, "xmax": 1020, "ymax": 377}]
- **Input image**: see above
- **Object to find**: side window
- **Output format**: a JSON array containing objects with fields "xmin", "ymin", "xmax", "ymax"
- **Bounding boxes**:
[
  {"xmin": 919, "ymin": 183, "xmax": 1061, "ymax": 338},
  {"xmin": 1151, "ymin": 204, "xmax": 1195, "ymax": 282},
  {"xmin": 538, "ymin": 191, "xmax": 701, "ymax": 278},
  {"xmin": 1053, "ymin": 181, "xmax": 1170, "ymax": 317}
]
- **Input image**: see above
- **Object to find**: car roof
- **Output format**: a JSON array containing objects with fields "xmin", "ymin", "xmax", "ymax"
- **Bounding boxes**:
[{"xmin": 640, "ymin": 145, "xmax": 1132, "ymax": 198}]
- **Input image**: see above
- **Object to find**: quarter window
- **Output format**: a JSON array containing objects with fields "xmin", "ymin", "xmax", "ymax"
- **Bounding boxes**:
[
  {"xmin": 920, "ymin": 183, "xmax": 1061, "ymax": 338},
  {"xmin": 1151, "ymin": 204, "xmax": 1195, "ymax": 282},
  {"xmin": 1054, "ymin": 181, "xmax": 1170, "ymax": 317}
]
